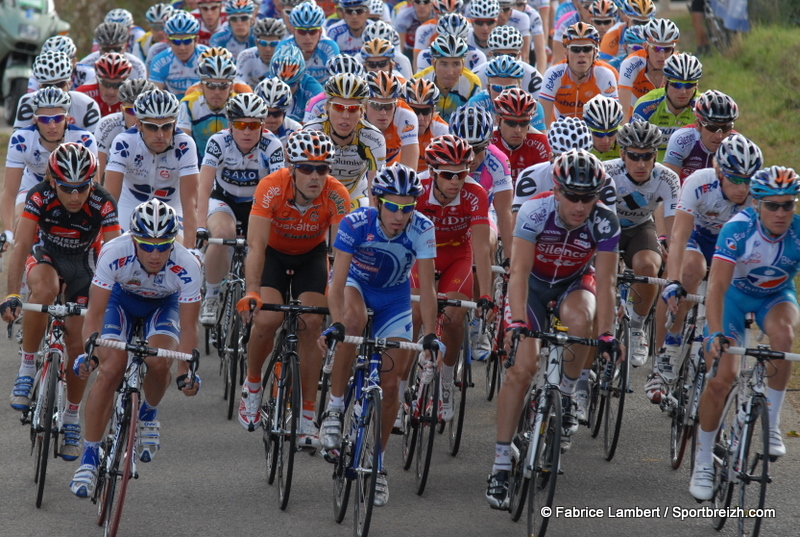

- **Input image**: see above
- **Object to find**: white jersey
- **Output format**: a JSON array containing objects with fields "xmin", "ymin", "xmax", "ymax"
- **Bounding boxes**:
[
  {"xmin": 201, "ymin": 129, "xmax": 285, "ymax": 203},
  {"xmin": 92, "ymin": 233, "xmax": 202, "ymax": 302},
  {"xmin": 14, "ymin": 91, "xmax": 101, "ymax": 134},
  {"xmin": 235, "ymin": 46, "xmax": 270, "ymax": 88},
  {"xmin": 95, "ymin": 112, "xmax": 126, "ymax": 156},
  {"xmin": 604, "ymin": 158, "xmax": 679, "ymax": 228},
  {"xmin": 78, "ymin": 51, "xmax": 147, "ymax": 81},
  {"xmin": 512, "ymin": 160, "xmax": 618, "ymax": 212},
  {"xmin": 105, "ymin": 128, "xmax": 199, "ymax": 229},
  {"xmin": 677, "ymin": 167, "xmax": 752, "ymax": 236}
]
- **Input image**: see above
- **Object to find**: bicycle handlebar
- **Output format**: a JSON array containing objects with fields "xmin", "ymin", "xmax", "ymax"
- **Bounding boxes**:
[
  {"xmin": 207, "ymin": 237, "xmax": 247, "ymax": 248},
  {"xmin": 618, "ymin": 273, "xmax": 704, "ymax": 303},
  {"xmin": 21, "ymin": 302, "xmax": 87, "ymax": 317},
  {"xmin": 725, "ymin": 346, "xmax": 800, "ymax": 362},
  {"xmin": 93, "ymin": 337, "xmax": 198, "ymax": 362},
  {"xmin": 259, "ymin": 303, "xmax": 330, "ymax": 316},
  {"xmin": 410, "ymin": 294, "xmax": 479, "ymax": 310},
  {"xmin": 504, "ymin": 328, "xmax": 597, "ymax": 369}
]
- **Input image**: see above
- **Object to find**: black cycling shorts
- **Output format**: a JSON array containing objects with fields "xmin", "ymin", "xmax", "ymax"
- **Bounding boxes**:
[
  {"xmin": 690, "ymin": 0, "xmax": 706, "ymax": 12},
  {"xmin": 25, "ymin": 246, "xmax": 93, "ymax": 304},
  {"xmin": 260, "ymin": 242, "xmax": 329, "ymax": 299}
]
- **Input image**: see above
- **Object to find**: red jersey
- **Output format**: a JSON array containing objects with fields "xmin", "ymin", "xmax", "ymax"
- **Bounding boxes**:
[
  {"xmin": 490, "ymin": 130, "xmax": 551, "ymax": 184},
  {"xmin": 75, "ymin": 83, "xmax": 120, "ymax": 117},
  {"xmin": 416, "ymin": 176, "xmax": 490, "ymax": 249}
]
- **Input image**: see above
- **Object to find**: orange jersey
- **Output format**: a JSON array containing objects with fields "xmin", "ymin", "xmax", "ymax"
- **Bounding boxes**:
[
  {"xmin": 540, "ymin": 61, "xmax": 619, "ymax": 119},
  {"xmin": 251, "ymin": 168, "xmax": 350, "ymax": 255},
  {"xmin": 416, "ymin": 114, "xmax": 450, "ymax": 172},
  {"xmin": 383, "ymin": 101, "xmax": 419, "ymax": 166},
  {"xmin": 619, "ymin": 49, "xmax": 655, "ymax": 107},
  {"xmin": 600, "ymin": 23, "xmax": 625, "ymax": 57}
]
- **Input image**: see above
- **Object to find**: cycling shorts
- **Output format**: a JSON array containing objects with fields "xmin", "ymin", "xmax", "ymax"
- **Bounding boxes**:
[
  {"xmin": 102, "ymin": 283, "xmax": 181, "ymax": 344},
  {"xmin": 523, "ymin": 271, "xmax": 596, "ymax": 332},
  {"xmin": 686, "ymin": 228, "xmax": 716, "ymax": 266},
  {"xmin": 260, "ymin": 242, "xmax": 328, "ymax": 299},
  {"xmin": 722, "ymin": 285, "xmax": 798, "ymax": 345},
  {"xmin": 619, "ymin": 219, "xmax": 660, "ymax": 268},
  {"xmin": 25, "ymin": 247, "xmax": 92, "ymax": 305},
  {"xmin": 346, "ymin": 278, "xmax": 412, "ymax": 341},
  {"xmin": 411, "ymin": 244, "xmax": 473, "ymax": 297},
  {"xmin": 208, "ymin": 188, "xmax": 252, "ymax": 236},
  {"xmin": 690, "ymin": 0, "xmax": 705, "ymax": 12}
]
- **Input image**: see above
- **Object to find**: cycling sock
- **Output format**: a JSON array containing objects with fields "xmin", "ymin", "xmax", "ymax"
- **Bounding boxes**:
[
  {"xmin": 766, "ymin": 387, "xmax": 785, "ymax": 429},
  {"xmin": 302, "ymin": 399, "xmax": 315, "ymax": 423},
  {"xmin": 630, "ymin": 311, "xmax": 646, "ymax": 329},
  {"xmin": 441, "ymin": 364, "xmax": 454, "ymax": 385},
  {"xmin": 560, "ymin": 374, "xmax": 578, "ymax": 396},
  {"xmin": 19, "ymin": 352, "xmax": 36, "ymax": 377},
  {"xmin": 245, "ymin": 376, "xmax": 261, "ymax": 393},
  {"xmin": 493, "ymin": 442, "xmax": 512, "ymax": 472},
  {"xmin": 206, "ymin": 282, "xmax": 220, "ymax": 298},
  {"xmin": 695, "ymin": 427, "xmax": 717, "ymax": 466},
  {"xmin": 82, "ymin": 441, "xmax": 101, "ymax": 466},
  {"xmin": 139, "ymin": 400, "xmax": 158, "ymax": 422},
  {"xmin": 64, "ymin": 402, "xmax": 81, "ymax": 423}
]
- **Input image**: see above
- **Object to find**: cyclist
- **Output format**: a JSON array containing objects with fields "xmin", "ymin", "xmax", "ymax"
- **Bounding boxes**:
[
  {"xmin": 133, "ymin": 3, "xmax": 175, "ymax": 63},
  {"xmin": 327, "ymin": 0, "xmax": 372, "ymax": 55},
  {"xmin": 195, "ymin": 0, "xmax": 226, "ymax": 45},
  {"xmin": 509, "ymin": 0, "xmax": 547, "ymax": 71},
  {"xmin": 365, "ymin": 71, "xmax": 419, "ymax": 169},
  {"xmin": 304, "ymin": 73, "xmax": 386, "ymax": 209},
  {"xmin": 269, "ymin": 46, "xmax": 324, "ymax": 122},
  {"xmin": 4, "ymin": 88, "xmax": 97, "ymax": 243},
  {"xmin": 236, "ymin": 131, "xmax": 349, "ymax": 445},
  {"xmin": 495, "ymin": 0, "xmax": 531, "ymax": 63},
  {"xmin": 490, "ymin": 87, "xmax": 550, "ymax": 183},
  {"xmin": 404, "ymin": 78, "xmax": 449, "ymax": 173},
  {"xmin": 598, "ymin": 0, "xmax": 655, "ymax": 70},
  {"xmin": 465, "ymin": 0, "xmax": 500, "ymax": 60},
  {"xmin": 618, "ymin": 18, "xmax": 679, "ymax": 121},
  {"xmin": 255, "ymin": 78, "xmax": 301, "ymax": 146},
  {"xmin": 68, "ymin": 199, "xmax": 202, "ymax": 498},
  {"xmin": 394, "ymin": 0, "xmax": 434, "ymax": 59},
  {"xmin": 416, "ymin": 13, "xmax": 488, "ymax": 73},
  {"xmin": 198, "ymin": 94, "xmax": 285, "ymax": 324},
  {"xmin": 182, "ymin": 47, "xmax": 253, "ymax": 103},
  {"xmin": 104, "ymin": 89, "xmax": 199, "ymax": 247},
  {"xmin": 302, "ymin": 53, "xmax": 365, "ymax": 123},
  {"xmin": 650, "ymin": 135, "xmax": 762, "ymax": 404},
  {"xmin": 2, "ymin": 144, "xmax": 120, "ymax": 462},
  {"xmin": 632, "ymin": 53, "xmax": 703, "ymax": 162},
  {"xmin": 318, "ymin": 163, "xmax": 440, "ymax": 506},
  {"xmin": 551, "ymin": 0, "xmax": 593, "ymax": 64},
  {"xmin": 583, "ymin": 93, "xmax": 623, "ymax": 162},
  {"xmin": 236, "ymin": 18, "xmax": 288, "ymax": 88},
  {"xmin": 472, "ymin": 26, "xmax": 543, "ymax": 102},
  {"xmin": 150, "ymin": 11, "xmax": 209, "ymax": 101},
  {"xmin": 539, "ymin": 22, "xmax": 618, "ymax": 126},
  {"xmin": 604, "ymin": 121, "xmax": 679, "ymax": 367},
  {"xmin": 275, "ymin": 2, "xmax": 340, "ymax": 84},
  {"xmin": 689, "ymin": 166, "xmax": 800, "ymax": 501},
  {"xmin": 413, "ymin": 0, "xmax": 465, "ymax": 68},
  {"xmin": 78, "ymin": 22, "xmax": 148, "ymax": 81},
  {"xmin": 413, "ymin": 34, "xmax": 482, "ymax": 122},
  {"xmin": 360, "ymin": 37, "xmax": 413, "ymax": 81},
  {"xmin": 587, "ymin": 0, "xmax": 619, "ymax": 41},
  {"xmin": 102, "ymin": 8, "xmax": 147, "ymax": 52},
  {"xmin": 209, "ymin": 0, "xmax": 257, "ymax": 57},
  {"xmin": 75, "ymin": 53, "xmax": 132, "ymax": 118},
  {"xmin": 27, "ymin": 36, "xmax": 95, "ymax": 93},
  {"xmin": 664, "ymin": 89, "xmax": 739, "ymax": 183},
  {"xmin": 487, "ymin": 149, "xmax": 620, "ymax": 509}
]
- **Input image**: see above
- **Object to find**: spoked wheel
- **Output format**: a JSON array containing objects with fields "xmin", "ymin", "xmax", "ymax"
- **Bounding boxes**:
[
  {"xmin": 277, "ymin": 355, "xmax": 299, "ymax": 511},
  {"xmin": 670, "ymin": 346, "xmax": 692, "ymax": 470},
  {"xmin": 415, "ymin": 371, "xmax": 439, "ymax": 495},
  {"xmin": 333, "ymin": 394, "xmax": 354, "ymax": 524},
  {"xmin": 484, "ymin": 351, "xmax": 500, "ymax": 401},
  {"xmin": 262, "ymin": 359, "xmax": 280, "ymax": 485},
  {"xmin": 711, "ymin": 393, "xmax": 737, "ymax": 531},
  {"xmin": 588, "ymin": 357, "xmax": 604, "ymax": 438},
  {"xmin": 34, "ymin": 357, "xmax": 58, "ymax": 507},
  {"xmin": 526, "ymin": 388, "xmax": 561, "ymax": 537},
  {"xmin": 737, "ymin": 396, "xmax": 770, "ymax": 537},
  {"xmin": 509, "ymin": 392, "xmax": 534, "ymax": 522},
  {"xmin": 603, "ymin": 321, "xmax": 629, "ymax": 461},
  {"xmin": 354, "ymin": 391, "xmax": 381, "ymax": 537},
  {"xmin": 448, "ymin": 337, "xmax": 469, "ymax": 456},
  {"xmin": 401, "ymin": 377, "xmax": 418, "ymax": 471},
  {"xmin": 224, "ymin": 288, "xmax": 243, "ymax": 420},
  {"xmin": 99, "ymin": 392, "xmax": 138, "ymax": 537}
]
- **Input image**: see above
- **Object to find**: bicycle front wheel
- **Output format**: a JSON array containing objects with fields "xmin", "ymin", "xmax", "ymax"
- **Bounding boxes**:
[
  {"xmin": 415, "ymin": 371, "xmax": 439, "ymax": 495},
  {"xmin": 277, "ymin": 355, "xmax": 300, "ymax": 511},
  {"xmin": 333, "ymin": 391, "xmax": 355, "ymax": 524},
  {"xmin": 527, "ymin": 388, "xmax": 561, "ymax": 537},
  {"xmin": 401, "ymin": 370, "xmax": 418, "ymax": 471},
  {"xmin": 102, "ymin": 392, "xmax": 138, "ymax": 537},
  {"xmin": 354, "ymin": 390, "xmax": 381, "ymax": 537},
  {"xmin": 448, "ymin": 333, "xmax": 469, "ymax": 456},
  {"xmin": 262, "ymin": 357, "xmax": 280, "ymax": 485},
  {"xmin": 604, "ymin": 320, "xmax": 629, "ymax": 461},
  {"xmin": 670, "ymin": 343, "xmax": 692, "ymax": 469},
  {"xmin": 737, "ymin": 396, "xmax": 770, "ymax": 537},
  {"xmin": 509, "ymin": 391, "xmax": 534, "ymax": 522},
  {"xmin": 588, "ymin": 355, "xmax": 604, "ymax": 438},
  {"xmin": 35, "ymin": 356, "xmax": 58, "ymax": 508},
  {"xmin": 224, "ymin": 288, "xmax": 242, "ymax": 420},
  {"xmin": 711, "ymin": 392, "xmax": 736, "ymax": 531}
]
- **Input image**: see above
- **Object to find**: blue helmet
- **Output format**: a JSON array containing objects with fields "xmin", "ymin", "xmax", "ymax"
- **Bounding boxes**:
[
  {"xmin": 270, "ymin": 46, "xmax": 306, "ymax": 86},
  {"xmin": 165, "ymin": 11, "xmax": 200, "ymax": 35},
  {"xmin": 485, "ymin": 56, "xmax": 524, "ymax": 79},
  {"xmin": 224, "ymin": 0, "xmax": 256, "ymax": 14},
  {"xmin": 750, "ymin": 166, "xmax": 799, "ymax": 200},
  {"xmin": 372, "ymin": 163, "xmax": 423, "ymax": 198},
  {"xmin": 290, "ymin": 2, "xmax": 325, "ymax": 28},
  {"xmin": 450, "ymin": 105, "xmax": 493, "ymax": 147}
]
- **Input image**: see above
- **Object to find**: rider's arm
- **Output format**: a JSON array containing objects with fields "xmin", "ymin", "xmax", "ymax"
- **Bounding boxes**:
[
  {"xmin": 594, "ymin": 250, "xmax": 619, "ymax": 336},
  {"xmin": 104, "ymin": 170, "xmax": 124, "ymax": 201},
  {"xmin": 1, "ymin": 167, "xmax": 24, "ymax": 237},
  {"xmin": 472, "ymin": 223, "xmax": 492, "ymax": 298},
  {"xmin": 667, "ymin": 209, "xmax": 695, "ymax": 281},
  {"xmin": 508, "ymin": 235, "xmax": 535, "ymax": 322},
  {"xmin": 663, "ymin": 162, "xmax": 681, "ymax": 177},
  {"xmin": 179, "ymin": 172, "xmax": 199, "ymax": 248},
  {"xmin": 399, "ymin": 143, "xmax": 420, "ymax": 171},
  {"xmin": 244, "ymin": 213, "xmax": 270, "ymax": 296},
  {"xmin": 176, "ymin": 300, "xmax": 200, "ymax": 362},
  {"xmin": 533, "ymin": 33, "xmax": 547, "ymax": 75},
  {"xmin": 82, "ymin": 284, "xmax": 112, "ymax": 343},
  {"xmin": 5, "ymin": 214, "xmax": 36, "ymax": 297},
  {"xmin": 493, "ymin": 189, "xmax": 515, "ymax": 260},
  {"xmin": 705, "ymin": 257, "xmax": 735, "ymax": 337},
  {"xmin": 661, "ymin": 215, "xmax": 674, "ymax": 250},
  {"xmin": 417, "ymin": 257, "xmax": 438, "ymax": 337},
  {"xmin": 539, "ymin": 99, "xmax": 554, "ymax": 129},
  {"xmin": 327, "ymin": 247, "xmax": 351, "ymax": 324},
  {"xmin": 197, "ymin": 165, "xmax": 215, "ymax": 230}
]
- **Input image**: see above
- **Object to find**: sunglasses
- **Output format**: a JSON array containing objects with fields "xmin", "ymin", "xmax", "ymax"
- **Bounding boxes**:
[
  {"xmin": 489, "ymin": 83, "xmax": 519, "ymax": 93},
  {"xmin": 380, "ymin": 197, "xmax": 416, "ymax": 213},
  {"xmin": 294, "ymin": 163, "xmax": 330, "ymax": 175},
  {"xmin": 267, "ymin": 109, "xmax": 285, "ymax": 118},
  {"xmin": 500, "ymin": 6, "xmax": 512, "ymax": 12},
  {"xmin": 590, "ymin": 127, "xmax": 618, "ymax": 138},
  {"xmin": 257, "ymin": 38, "xmax": 280, "ymax": 48},
  {"xmin": 559, "ymin": 188, "xmax": 597, "ymax": 204},
  {"xmin": 231, "ymin": 120, "xmax": 262, "ymax": 131},
  {"xmin": 473, "ymin": 19, "xmax": 496, "ymax": 26},
  {"xmin": 414, "ymin": 0, "xmax": 431, "ymax": 3},
  {"xmin": 169, "ymin": 37, "xmax": 196, "ymax": 46},
  {"xmin": 592, "ymin": 17, "xmax": 614, "ymax": 25},
  {"xmin": 296, "ymin": 27, "xmax": 321, "ymax": 35},
  {"xmin": 628, "ymin": 44, "xmax": 645, "ymax": 52},
  {"xmin": 700, "ymin": 121, "xmax": 734, "ymax": 134},
  {"xmin": 624, "ymin": 150, "xmax": 656, "ymax": 161},
  {"xmin": 568, "ymin": 45, "xmax": 595, "ymax": 54},
  {"xmin": 410, "ymin": 106, "xmax": 434, "ymax": 116},
  {"xmin": 760, "ymin": 199, "xmax": 797, "ymax": 212},
  {"xmin": 228, "ymin": 14, "xmax": 252, "ymax": 22},
  {"xmin": 669, "ymin": 81, "xmax": 698, "ymax": 90},
  {"xmin": 140, "ymin": 120, "xmax": 176, "ymax": 132},
  {"xmin": 629, "ymin": 17, "xmax": 650, "ymax": 25},
  {"xmin": 34, "ymin": 114, "xmax": 67, "ymax": 124},
  {"xmin": 101, "ymin": 46, "xmax": 125, "ymax": 53},
  {"xmin": 720, "ymin": 170, "xmax": 750, "ymax": 185},
  {"xmin": 203, "ymin": 80, "xmax": 232, "ymax": 90},
  {"xmin": 55, "ymin": 179, "xmax": 92, "ymax": 194},
  {"xmin": 650, "ymin": 45, "xmax": 675, "ymax": 54},
  {"xmin": 435, "ymin": 169, "xmax": 469, "ymax": 181},
  {"xmin": 503, "ymin": 118, "xmax": 528, "ymax": 128},
  {"xmin": 368, "ymin": 100, "xmax": 396, "ymax": 112},
  {"xmin": 99, "ymin": 79, "xmax": 124, "ymax": 89},
  {"xmin": 134, "ymin": 236, "xmax": 175, "ymax": 252},
  {"xmin": 121, "ymin": 105, "xmax": 136, "ymax": 116},
  {"xmin": 330, "ymin": 102, "xmax": 362, "ymax": 114},
  {"xmin": 344, "ymin": 7, "xmax": 367, "ymax": 15},
  {"xmin": 365, "ymin": 59, "xmax": 390, "ymax": 69}
]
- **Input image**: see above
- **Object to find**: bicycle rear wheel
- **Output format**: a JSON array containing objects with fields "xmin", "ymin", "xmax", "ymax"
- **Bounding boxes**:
[
  {"xmin": 527, "ymin": 388, "xmax": 561, "ymax": 537},
  {"xmin": 670, "ymin": 344, "xmax": 692, "ymax": 469},
  {"xmin": 737, "ymin": 396, "xmax": 770, "ymax": 537},
  {"xmin": 35, "ymin": 356, "xmax": 58, "ymax": 508},
  {"xmin": 711, "ymin": 392, "xmax": 736, "ymax": 531},
  {"xmin": 224, "ymin": 288, "xmax": 242, "ymax": 420},
  {"xmin": 604, "ymin": 320, "xmax": 629, "ymax": 461},
  {"xmin": 401, "ymin": 370, "xmax": 418, "ymax": 471},
  {"xmin": 509, "ymin": 392, "xmax": 535, "ymax": 522},
  {"xmin": 333, "ymin": 392, "xmax": 355, "ymax": 524},
  {"xmin": 588, "ymin": 356, "xmax": 604, "ymax": 438},
  {"xmin": 484, "ymin": 352, "xmax": 500, "ymax": 401},
  {"xmin": 277, "ymin": 355, "xmax": 300, "ymax": 510},
  {"xmin": 415, "ymin": 371, "xmax": 439, "ymax": 495},
  {"xmin": 354, "ymin": 390, "xmax": 381, "ymax": 537},
  {"xmin": 262, "ymin": 357, "xmax": 280, "ymax": 485},
  {"xmin": 448, "ymin": 333, "xmax": 469, "ymax": 456},
  {"xmin": 103, "ymin": 392, "xmax": 138, "ymax": 537}
]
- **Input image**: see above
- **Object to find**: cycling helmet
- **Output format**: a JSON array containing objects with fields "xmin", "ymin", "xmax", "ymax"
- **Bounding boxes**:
[
  {"xmin": 270, "ymin": 47, "xmax": 306, "ymax": 86},
  {"xmin": 468, "ymin": 0, "xmax": 500, "ymax": 19},
  {"xmin": 750, "ymin": 166, "xmax": 800, "ymax": 200},
  {"xmin": 552, "ymin": 148, "xmax": 607, "ymax": 194},
  {"xmin": 326, "ymin": 54, "xmax": 366, "ymax": 78},
  {"xmin": 339, "ymin": 0, "xmax": 370, "ymax": 9},
  {"xmin": 562, "ymin": 22, "xmax": 600, "ymax": 45},
  {"xmin": 165, "ymin": 11, "xmax": 200, "ymax": 36},
  {"xmin": 95, "ymin": 53, "xmax": 133, "ymax": 80},
  {"xmin": 437, "ymin": 13, "xmax": 471, "ymax": 40},
  {"xmin": 404, "ymin": 78, "xmax": 440, "ymax": 106},
  {"xmin": 283, "ymin": 0, "xmax": 309, "ymax": 9},
  {"xmin": 546, "ymin": 116, "xmax": 593, "ymax": 153},
  {"xmin": 361, "ymin": 38, "xmax": 395, "ymax": 59},
  {"xmin": 367, "ymin": 71, "xmax": 403, "ymax": 99},
  {"xmin": 130, "ymin": 199, "xmax": 180, "ymax": 239},
  {"xmin": 94, "ymin": 22, "xmax": 130, "ymax": 46},
  {"xmin": 694, "ymin": 89, "xmax": 739, "ymax": 124},
  {"xmin": 624, "ymin": 24, "xmax": 647, "ymax": 49},
  {"xmin": 42, "ymin": 35, "xmax": 76, "ymax": 59},
  {"xmin": 253, "ymin": 17, "xmax": 287, "ymax": 37},
  {"xmin": 589, "ymin": 0, "xmax": 619, "ymax": 18},
  {"xmin": 290, "ymin": 2, "xmax": 325, "ymax": 28},
  {"xmin": 622, "ymin": 0, "xmax": 656, "ymax": 20},
  {"xmin": 199, "ymin": 46, "xmax": 234, "ymax": 62},
  {"xmin": 616, "ymin": 120, "xmax": 663, "ymax": 150},
  {"xmin": 582, "ymin": 94, "xmax": 623, "ymax": 131},
  {"xmin": 33, "ymin": 51, "xmax": 72, "ymax": 84},
  {"xmin": 224, "ymin": 0, "xmax": 256, "ymax": 14},
  {"xmin": 105, "ymin": 8, "xmax": 134, "ymax": 28},
  {"xmin": 198, "ymin": 54, "xmax": 237, "ymax": 79},
  {"xmin": 32, "ymin": 87, "xmax": 71, "ymax": 110},
  {"xmin": 487, "ymin": 25, "xmax": 523, "ymax": 52},
  {"xmin": 118, "ymin": 79, "xmax": 157, "ymax": 104},
  {"xmin": 372, "ymin": 162, "xmax": 424, "ymax": 197},
  {"xmin": 133, "ymin": 88, "xmax": 180, "ymax": 119},
  {"xmin": 433, "ymin": 0, "xmax": 464, "ymax": 14},
  {"xmin": 644, "ymin": 18, "xmax": 679, "ymax": 44},
  {"xmin": 226, "ymin": 93, "xmax": 269, "ymax": 119},
  {"xmin": 484, "ymin": 55, "xmax": 524, "ymax": 79},
  {"xmin": 254, "ymin": 78, "xmax": 293, "ymax": 109},
  {"xmin": 494, "ymin": 87, "xmax": 537, "ymax": 118},
  {"xmin": 362, "ymin": 20, "xmax": 402, "ymax": 49},
  {"xmin": 146, "ymin": 3, "xmax": 175, "ymax": 24},
  {"xmin": 449, "ymin": 105, "xmax": 493, "ymax": 147},
  {"xmin": 662, "ymin": 53, "xmax": 703, "ymax": 82},
  {"xmin": 324, "ymin": 72, "xmax": 369, "ymax": 100},
  {"xmin": 425, "ymin": 134, "xmax": 475, "ymax": 166},
  {"xmin": 368, "ymin": 0, "xmax": 384, "ymax": 17},
  {"xmin": 716, "ymin": 134, "xmax": 763, "ymax": 179},
  {"xmin": 286, "ymin": 130, "xmax": 336, "ymax": 163},
  {"xmin": 48, "ymin": 142, "xmax": 97, "ymax": 185},
  {"xmin": 430, "ymin": 35, "xmax": 469, "ymax": 59}
]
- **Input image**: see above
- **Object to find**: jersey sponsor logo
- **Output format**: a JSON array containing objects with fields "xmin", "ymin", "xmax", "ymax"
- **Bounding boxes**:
[
  {"xmin": 694, "ymin": 180, "xmax": 719, "ymax": 199},
  {"xmin": 168, "ymin": 260, "xmax": 193, "ymax": 284},
  {"xmin": 175, "ymin": 141, "xmax": 191, "ymax": 158},
  {"xmin": 115, "ymin": 139, "xmax": 131, "ymax": 158},
  {"xmin": 110, "ymin": 255, "xmax": 136, "ymax": 270},
  {"xmin": 10, "ymin": 135, "xmax": 27, "ymax": 152},
  {"xmin": 101, "ymin": 201, "xmax": 115, "ymax": 217},
  {"xmin": 402, "ymin": 123, "xmax": 414, "ymax": 133},
  {"xmin": 160, "ymin": 170, "xmax": 170, "ymax": 179},
  {"xmin": 31, "ymin": 192, "xmax": 42, "ymax": 206},
  {"xmin": 746, "ymin": 265, "xmax": 789, "ymax": 289},
  {"xmin": 725, "ymin": 237, "xmax": 737, "ymax": 251}
]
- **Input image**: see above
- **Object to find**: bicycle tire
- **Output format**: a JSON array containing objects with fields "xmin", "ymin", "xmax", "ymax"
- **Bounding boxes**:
[
  {"xmin": 262, "ymin": 357, "xmax": 280, "ymax": 485},
  {"xmin": 401, "ymin": 370, "xmax": 418, "ymax": 471},
  {"xmin": 484, "ymin": 352, "xmax": 499, "ymax": 401},
  {"xmin": 448, "ymin": 331, "xmax": 469, "ymax": 456},
  {"xmin": 509, "ymin": 391, "xmax": 534, "ymax": 522},
  {"xmin": 415, "ymin": 370, "xmax": 439, "ymax": 495},
  {"xmin": 316, "ymin": 371, "xmax": 330, "ymax": 427},
  {"xmin": 670, "ymin": 343, "xmax": 692, "ymax": 470},
  {"xmin": 604, "ymin": 319, "xmax": 629, "ymax": 461},
  {"xmin": 354, "ymin": 390, "xmax": 381, "ymax": 537},
  {"xmin": 105, "ymin": 391, "xmax": 138, "ymax": 537},
  {"xmin": 688, "ymin": 362, "xmax": 706, "ymax": 475},
  {"xmin": 737, "ymin": 396, "xmax": 770, "ymax": 537},
  {"xmin": 526, "ymin": 388, "xmax": 561, "ymax": 537},
  {"xmin": 225, "ymin": 287, "xmax": 242, "ymax": 420},
  {"xmin": 204, "ymin": 325, "xmax": 211, "ymax": 356},
  {"xmin": 35, "ymin": 355, "xmax": 58, "ymax": 508},
  {"xmin": 588, "ymin": 355, "xmax": 604, "ymax": 438},
  {"xmin": 277, "ymin": 353, "xmax": 300, "ymax": 511},
  {"xmin": 711, "ymin": 392, "xmax": 737, "ymax": 531},
  {"xmin": 333, "ymin": 390, "xmax": 355, "ymax": 524}
]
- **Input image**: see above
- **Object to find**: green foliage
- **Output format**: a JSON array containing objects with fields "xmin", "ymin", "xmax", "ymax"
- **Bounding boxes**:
[{"xmin": 53, "ymin": 0, "xmax": 152, "ymax": 56}]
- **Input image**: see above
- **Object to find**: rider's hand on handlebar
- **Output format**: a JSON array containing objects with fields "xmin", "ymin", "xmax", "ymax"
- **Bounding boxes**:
[
  {"xmin": 237, "ymin": 292, "xmax": 263, "ymax": 323},
  {"xmin": 0, "ymin": 294, "xmax": 22, "ymax": 323}
]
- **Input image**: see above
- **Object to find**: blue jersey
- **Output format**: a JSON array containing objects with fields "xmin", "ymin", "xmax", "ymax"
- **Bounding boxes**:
[
  {"xmin": 149, "ymin": 45, "xmax": 209, "ymax": 100},
  {"xmin": 334, "ymin": 207, "xmax": 436, "ymax": 289},
  {"xmin": 209, "ymin": 29, "xmax": 256, "ymax": 59},
  {"xmin": 713, "ymin": 208, "xmax": 800, "ymax": 297},
  {"xmin": 286, "ymin": 74, "xmax": 324, "ymax": 123},
  {"xmin": 275, "ymin": 37, "xmax": 340, "ymax": 85}
]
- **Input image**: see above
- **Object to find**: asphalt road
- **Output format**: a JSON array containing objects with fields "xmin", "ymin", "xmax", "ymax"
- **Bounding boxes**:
[{"xmin": 0, "ymin": 328, "xmax": 798, "ymax": 537}]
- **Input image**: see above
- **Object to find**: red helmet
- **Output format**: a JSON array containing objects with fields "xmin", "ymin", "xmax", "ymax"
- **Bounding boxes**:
[
  {"xmin": 493, "ymin": 87, "xmax": 538, "ymax": 119},
  {"xmin": 425, "ymin": 134, "xmax": 474, "ymax": 166},
  {"xmin": 95, "ymin": 52, "xmax": 133, "ymax": 80}
]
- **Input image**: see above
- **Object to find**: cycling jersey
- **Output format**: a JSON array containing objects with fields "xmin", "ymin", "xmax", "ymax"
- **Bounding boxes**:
[
  {"xmin": 381, "ymin": 103, "xmax": 419, "ymax": 165},
  {"xmin": 663, "ymin": 125, "xmax": 738, "ymax": 183},
  {"xmin": 490, "ymin": 130, "xmax": 550, "ymax": 183},
  {"xmin": 416, "ymin": 46, "xmax": 487, "ymax": 72},
  {"xmin": 14, "ymin": 91, "xmax": 101, "ymax": 134},
  {"xmin": 235, "ymin": 47, "xmax": 270, "ymax": 89},
  {"xmin": 95, "ymin": 112, "xmax": 126, "ymax": 157},
  {"xmin": 473, "ymin": 63, "xmax": 543, "ymax": 100},
  {"xmin": 274, "ymin": 37, "xmax": 340, "ymax": 85},
  {"xmin": 604, "ymin": 158, "xmax": 680, "ymax": 228},
  {"xmin": 632, "ymin": 88, "xmax": 697, "ymax": 162},
  {"xmin": 677, "ymin": 167, "xmax": 751, "ymax": 241},
  {"xmin": 539, "ymin": 61, "xmax": 618, "ymax": 120},
  {"xmin": 503, "ymin": 10, "xmax": 533, "ymax": 39},
  {"xmin": 591, "ymin": 143, "xmax": 620, "ymax": 162},
  {"xmin": 271, "ymin": 116, "xmax": 302, "ymax": 147},
  {"xmin": 78, "ymin": 52, "xmax": 147, "ymax": 81},
  {"xmin": 412, "ymin": 18, "xmax": 437, "ymax": 57},
  {"xmin": 467, "ymin": 90, "xmax": 546, "ymax": 131},
  {"xmin": 416, "ymin": 114, "xmax": 450, "ymax": 172},
  {"xmin": 201, "ymin": 129, "xmax": 285, "ymax": 203},
  {"xmin": 619, "ymin": 49, "xmax": 657, "ymax": 109},
  {"xmin": 520, "ymin": 4, "xmax": 545, "ymax": 46},
  {"xmin": 553, "ymin": 10, "xmax": 579, "ymax": 42},
  {"xmin": 599, "ymin": 22, "xmax": 626, "ymax": 59},
  {"xmin": 145, "ymin": 42, "xmax": 170, "ymax": 72},
  {"xmin": 27, "ymin": 64, "xmax": 95, "ymax": 93},
  {"xmin": 413, "ymin": 66, "xmax": 482, "ymax": 122},
  {"xmin": 149, "ymin": 45, "xmax": 210, "ymax": 100},
  {"xmin": 326, "ymin": 19, "xmax": 372, "ymax": 55},
  {"xmin": 515, "ymin": 192, "xmax": 620, "ymax": 285},
  {"xmin": 132, "ymin": 32, "xmax": 156, "ymax": 63},
  {"xmin": 286, "ymin": 74, "xmax": 324, "ymax": 123},
  {"xmin": 209, "ymin": 28, "xmax": 256, "ymax": 59},
  {"xmin": 177, "ymin": 91, "xmax": 229, "ymax": 158},
  {"xmin": 394, "ymin": 5, "xmax": 424, "ymax": 52},
  {"xmin": 470, "ymin": 144, "xmax": 512, "ymax": 206},
  {"xmin": 105, "ymin": 128, "xmax": 199, "ymax": 228},
  {"xmin": 75, "ymin": 83, "xmax": 120, "ymax": 117},
  {"xmin": 512, "ymin": 161, "xmax": 618, "ymax": 212},
  {"xmin": 250, "ymin": 168, "xmax": 350, "ymax": 255},
  {"xmin": 415, "ymin": 176, "xmax": 490, "ymax": 249}
]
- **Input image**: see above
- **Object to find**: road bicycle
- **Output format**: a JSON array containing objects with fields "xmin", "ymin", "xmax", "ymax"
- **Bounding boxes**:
[
  {"xmin": 705, "ymin": 0, "xmax": 735, "ymax": 54},
  {"xmin": 483, "ymin": 267, "xmax": 509, "ymax": 402}
]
